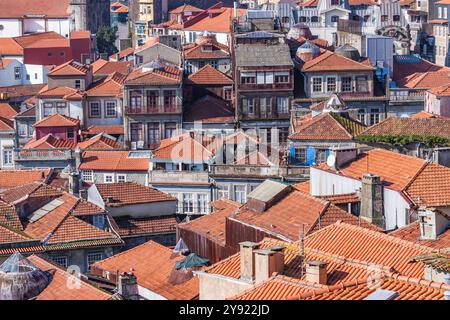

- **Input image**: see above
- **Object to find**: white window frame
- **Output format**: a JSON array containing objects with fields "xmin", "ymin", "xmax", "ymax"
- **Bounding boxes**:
[
  {"xmin": 89, "ymin": 102, "xmax": 101, "ymax": 118},
  {"xmin": 2, "ymin": 148, "xmax": 13, "ymax": 167},
  {"xmin": 87, "ymin": 252, "xmax": 103, "ymax": 270},
  {"xmin": 82, "ymin": 170, "xmax": 93, "ymax": 182},
  {"xmin": 326, "ymin": 77, "xmax": 337, "ymax": 92},
  {"xmin": 234, "ymin": 185, "xmax": 247, "ymax": 204},
  {"xmin": 197, "ymin": 193, "xmax": 208, "ymax": 214},
  {"xmin": 183, "ymin": 193, "xmax": 194, "ymax": 214},
  {"xmin": 105, "ymin": 101, "xmax": 117, "ymax": 118},
  {"xmin": 217, "ymin": 185, "xmax": 229, "ymax": 200},
  {"xmin": 51, "ymin": 256, "xmax": 68, "ymax": 268},
  {"xmin": 312, "ymin": 77, "xmax": 323, "ymax": 93},
  {"xmin": 104, "ymin": 174, "xmax": 114, "ymax": 183},
  {"xmin": 117, "ymin": 174, "xmax": 127, "ymax": 183}
]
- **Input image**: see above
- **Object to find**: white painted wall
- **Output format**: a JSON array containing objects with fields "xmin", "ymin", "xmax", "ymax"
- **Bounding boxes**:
[
  {"xmin": 0, "ymin": 18, "xmax": 70, "ymax": 38},
  {"xmin": 47, "ymin": 19, "xmax": 70, "ymax": 38},
  {"xmin": 310, "ymin": 167, "xmax": 362, "ymax": 196},
  {"xmin": 23, "ymin": 19, "xmax": 46, "ymax": 34},
  {"xmin": 23, "ymin": 64, "xmax": 49, "ymax": 85},
  {"xmin": 0, "ymin": 137, "xmax": 15, "ymax": 169},
  {"xmin": 0, "ymin": 19, "xmax": 22, "ymax": 37},
  {"xmin": 383, "ymin": 188, "xmax": 410, "ymax": 230},
  {"xmin": 68, "ymin": 100, "xmax": 84, "ymax": 122},
  {"xmin": 0, "ymin": 59, "xmax": 23, "ymax": 87}
]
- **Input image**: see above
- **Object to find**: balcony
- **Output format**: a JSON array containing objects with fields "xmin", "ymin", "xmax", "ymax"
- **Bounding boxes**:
[
  {"xmin": 148, "ymin": 170, "xmax": 210, "ymax": 185},
  {"xmin": 238, "ymin": 83, "xmax": 293, "ymax": 91},
  {"xmin": 389, "ymin": 88, "xmax": 425, "ymax": 103},
  {"xmin": 125, "ymin": 105, "xmax": 182, "ymax": 115},
  {"xmin": 15, "ymin": 149, "xmax": 73, "ymax": 161},
  {"xmin": 211, "ymin": 164, "xmax": 309, "ymax": 180}
]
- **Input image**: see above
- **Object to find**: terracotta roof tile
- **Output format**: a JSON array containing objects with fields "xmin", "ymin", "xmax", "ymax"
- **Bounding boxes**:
[
  {"xmin": 153, "ymin": 134, "xmax": 213, "ymax": 162},
  {"xmin": 184, "ymin": 40, "xmax": 230, "ymax": 60},
  {"xmin": 48, "ymin": 60, "xmax": 91, "ymax": 76},
  {"xmin": 23, "ymin": 134, "xmax": 77, "ymax": 150},
  {"xmin": 0, "ymin": 116, "xmax": 14, "ymax": 131},
  {"xmin": 302, "ymin": 50, "xmax": 374, "ymax": 72},
  {"xmin": 187, "ymin": 64, "xmax": 233, "ymax": 85},
  {"xmin": 91, "ymin": 240, "xmax": 199, "ymax": 300},
  {"xmin": 28, "ymin": 255, "xmax": 111, "ymax": 300},
  {"xmin": 0, "ymin": 38, "xmax": 23, "ymax": 55},
  {"xmin": 125, "ymin": 65, "xmax": 182, "ymax": 85},
  {"xmin": 86, "ymin": 72, "xmax": 127, "ymax": 97},
  {"xmin": 114, "ymin": 215, "xmax": 179, "ymax": 237},
  {"xmin": 184, "ymin": 7, "xmax": 246, "ymax": 33},
  {"xmin": 77, "ymin": 134, "xmax": 122, "ymax": 150},
  {"xmin": 95, "ymin": 182, "xmax": 175, "ymax": 206},
  {"xmin": 0, "ymin": 169, "xmax": 51, "ymax": 190},
  {"xmin": 0, "ymin": 103, "xmax": 18, "ymax": 120},
  {"xmin": 91, "ymin": 59, "xmax": 132, "ymax": 76},
  {"xmin": 0, "ymin": 223, "xmax": 31, "ymax": 243},
  {"xmin": 410, "ymin": 111, "xmax": 448, "ymax": 119},
  {"xmin": 84, "ymin": 125, "xmax": 124, "ymax": 136},
  {"xmin": 80, "ymin": 151, "xmax": 149, "ymax": 171},
  {"xmin": 184, "ymin": 95, "xmax": 235, "ymax": 124},
  {"xmin": 390, "ymin": 221, "xmax": 450, "ymax": 250},
  {"xmin": 403, "ymin": 70, "xmax": 450, "ymax": 89},
  {"xmin": 34, "ymin": 113, "xmax": 80, "ymax": 127},
  {"xmin": 170, "ymin": 4, "xmax": 202, "ymax": 14},
  {"xmin": 0, "ymin": 200, "xmax": 22, "ymax": 231},
  {"xmin": 110, "ymin": 2, "xmax": 129, "ymax": 13},
  {"xmin": 37, "ymin": 86, "xmax": 85, "ymax": 100},
  {"xmin": 393, "ymin": 56, "xmax": 450, "ymax": 87},
  {"xmin": 0, "ymin": 0, "xmax": 71, "ymax": 18}
]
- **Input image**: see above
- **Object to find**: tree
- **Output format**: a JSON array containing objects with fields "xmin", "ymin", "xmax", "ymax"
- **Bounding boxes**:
[{"xmin": 96, "ymin": 26, "xmax": 118, "ymax": 57}]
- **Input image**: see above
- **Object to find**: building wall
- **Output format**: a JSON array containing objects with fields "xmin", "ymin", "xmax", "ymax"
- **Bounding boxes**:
[
  {"xmin": 36, "ymin": 125, "xmax": 79, "ymax": 142},
  {"xmin": 0, "ymin": 59, "xmax": 23, "ymax": 87},
  {"xmin": 22, "ymin": 64, "xmax": 49, "ymax": 85},
  {"xmin": 85, "ymin": 97, "xmax": 123, "ymax": 128},
  {"xmin": 0, "ymin": 135, "xmax": 15, "ymax": 169},
  {"xmin": 105, "ymin": 201, "xmax": 177, "ymax": 218},
  {"xmin": 87, "ymin": 170, "xmax": 149, "ymax": 185},
  {"xmin": 425, "ymin": 91, "xmax": 450, "ymax": 117},
  {"xmin": 0, "ymin": 19, "xmax": 22, "ymax": 37},
  {"xmin": 197, "ymin": 272, "xmax": 252, "ymax": 300}
]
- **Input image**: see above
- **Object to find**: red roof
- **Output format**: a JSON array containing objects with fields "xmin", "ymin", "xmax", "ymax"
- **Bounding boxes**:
[
  {"xmin": 390, "ymin": 221, "xmax": 450, "ymax": 250},
  {"xmin": 34, "ymin": 113, "xmax": 80, "ymax": 128},
  {"xmin": 183, "ymin": 7, "xmax": 246, "ymax": 33},
  {"xmin": 0, "ymin": 0, "xmax": 71, "ymax": 18},
  {"xmin": 125, "ymin": 65, "xmax": 182, "ymax": 85},
  {"xmin": 183, "ymin": 40, "xmax": 230, "ymax": 60},
  {"xmin": 393, "ymin": 57, "xmax": 450, "ymax": 87},
  {"xmin": 410, "ymin": 111, "xmax": 447, "ymax": 119},
  {"xmin": 70, "ymin": 30, "xmax": 91, "ymax": 40},
  {"xmin": 402, "ymin": 70, "xmax": 450, "ymax": 89},
  {"xmin": 114, "ymin": 215, "xmax": 179, "ymax": 237},
  {"xmin": 91, "ymin": 240, "xmax": 200, "ymax": 300},
  {"xmin": 86, "ymin": 72, "xmax": 127, "ymax": 97},
  {"xmin": 187, "ymin": 64, "xmax": 233, "ymax": 85},
  {"xmin": 77, "ymin": 134, "xmax": 122, "ymax": 150},
  {"xmin": 302, "ymin": 50, "xmax": 374, "ymax": 72},
  {"xmin": 48, "ymin": 60, "xmax": 91, "ymax": 76},
  {"xmin": 0, "ymin": 103, "xmax": 18, "ymax": 120},
  {"xmin": 29, "ymin": 255, "xmax": 112, "ymax": 300},
  {"xmin": 91, "ymin": 59, "xmax": 132, "ymax": 76},
  {"xmin": 110, "ymin": 2, "xmax": 129, "ymax": 13},
  {"xmin": 170, "ymin": 4, "xmax": 203, "ymax": 14},
  {"xmin": 0, "ymin": 169, "xmax": 51, "ymax": 190},
  {"xmin": 0, "ymin": 38, "xmax": 23, "ymax": 55},
  {"xmin": 153, "ymin": 134, "xmax": 213, "ymax": 162},
  {"xmin": 84, "ymin": 125, "xmax": 124, "ymax": 136},
  {"xmin": 23, "ymin": 134, "xmax": 77, "ymax": 150},
  {"xmin": 80, "ymin": 151, "xmax": 149, "ymax": 171},
  {"xmin": 94, "ymin": 182, "xmax": 175, "ymax": 206},
  {"xmin": 37, "ymin": 85, "xmax": 85, "ymax": 100}
]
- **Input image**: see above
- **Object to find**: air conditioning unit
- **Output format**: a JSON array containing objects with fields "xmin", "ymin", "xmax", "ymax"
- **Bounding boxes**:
[
  {"xmin": 131, "ymin": 142, "xmax": 137, "ymax": 150},
  {"xmin": 137, "ymin": 141, "xmax": 144, "ymax": 149}
]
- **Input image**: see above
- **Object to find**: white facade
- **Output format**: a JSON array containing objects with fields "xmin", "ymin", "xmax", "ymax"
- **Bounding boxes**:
[
  {"xmin": 0, "ymin": 136, "xmax": 15, "ymax": 169},
  {"xmin": 36, "ymin": 99, "xmax": 84, "ymax": 122},
  {"xmin": 0, "ymin": 59, "xmax": 23, "ymax": 87},
  {"xmin": 0, "ymin": 18, "xmax": 70, "ymax": 38}
]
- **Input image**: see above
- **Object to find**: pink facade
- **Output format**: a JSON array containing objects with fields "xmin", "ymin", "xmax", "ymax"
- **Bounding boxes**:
[{"xmin": 35, "ymin": 125, "xmax": 80, "ymax": 142}]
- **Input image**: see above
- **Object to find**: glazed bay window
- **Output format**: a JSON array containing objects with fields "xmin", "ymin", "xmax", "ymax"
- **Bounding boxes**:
[
  {"xmin": 341, "ymin": 77, "xmax": 352, "ymax": 92},
  {"xmin": 276, "ymin": 97, "xmax": 289, "ymax": 114},
  {"xmin": 312, "ymin": 77, "xmax": 322, "ymax": 92},
  {"xmin": 43, "ymin": 103, "xmax": 53, "ymax": 117},
  {"xmin": 183, "ymin": 193, "xmax": 194, "ymax": 214},
  {"xmin": 327, "ymin": 77, "xmax": 336, "ymax": 92},
  {"xmin": 105, "ymin": 101, "xmax": 117, "ymax": 117},
  {"xmin": 356, "ymin": 76, "xmax": 368, "ymax": 92},
  {"xmin": 89, "ymin": 102, "xmax": 101, "ymax": 118},
  {"xmin": 241, "ymin": 72, "xmax": 256, "ymax": 84},
  {"xmin": 82, "ymin": 170, "xmax": 93, "ymax": 182},
  {"xmin": 295, "ymin": 148, "xmax": 306, "ymax": 163}
]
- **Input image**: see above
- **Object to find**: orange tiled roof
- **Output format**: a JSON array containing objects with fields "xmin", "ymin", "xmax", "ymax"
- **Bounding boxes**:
[
  {"xmin": 48, "ymin": 60, "xmax": 91, "ymax": 76},
  {"xmin": 0, "ymin": 0, "xmax": 71, "ymax": 18},
  {"xmin": 0, "ymin": 58, "xmax": 15, "ymax": 70},
  {"xmin": 125, "ymin": 65, "xmax": 182, "ymax": 85},
  {"xmin": 0, "ymin": 84, "xmax": 45, "ymax": 99},
  {"xmin": 289, "ymin": 112, "xmax": 366, "ymax": 140},
  {"xmin": 170, "ymin": 4, "xmax": 203, "ymax": 14},
  {"xmin": 178, "ymin": 199, "xmax": 240, "ymax": 246},
  {"xmin": 77, "ymin": 134, "xmax": 122, "ymax": 150},
  {"xmin": 403, "ymin": 70, "xmax": 450, "ymax": 89},
  {"xmin": 187, "ymin": 64, "xmax": 233, "ymax": 85},
  {"xmin": 95, "ymin": 182, "xmax": 175, "ymax": 206},
  {"xmin": 0, "ymin": 103, "xmax": 18, "ymax": 120},
  {"xmin": 0, "ymin": 116, "xmax": 14, "ymax": 132},
  {"xmin": 0, "ymin": 38, "xmax": 23, "ymax": 55},
  {"xmin": 184, "ymin": 95, "xmax": 235, "ymax": 124},
  {"xmin": 28, "ymin": 255, "xmax": 112, "ymax": 300},
  {"xmin": 84, "ymin": 125, "xmax": 124, "ymax": 136},
  {"xmin": 25, "ymin": 38, "xmax": 69, "ymax": 49},
  {"xmin": 91, "ymin": 240, "xmax": 200, "ymax": 300},
  {"xmin": 302, "ymin": 50, "xmax": 375, "ymax": 72},
  {"xmin": 37, "ymin": 85, "xmax": 85, "ymax": 100},
  {"xmin": 410, "ymin": 111, "xmax": 447, "ymax": 119},
  {"xmin": 184, "ymin": 40, "xmax": 230, "ymax": 60},
  {"xmin": 0, "ymin": 182, "xmax": 62, "ymax": 204},
  {"xmin": 34, "ymin": 113, "xmax": 80, "ymax": 128},
  {"xmin": 184, "ymin": 7, "xmax": 246, "ymax": 33},
  {"xmin": 0, "ymin": 200, "xmax": 22, "ymax": 231},
  {"xmin": 110, "ymin": 2, "xmax": 129, "ymax": 13},
  {"xmin": 80, "ymin": 151, "xmax": 149, "ymax": 171},
  {"xmin": 112, "ymin": 47, "xmax": 135, "ymax": 60},
  {"xmin": 360, "ymin": 117, "xmax": 450, "ymax": 139},
  {"xmin": 70, "ymin": 30, "xmax": 90, "ymax": 39},
  {"xmin": 114, "ymin": 215, "xmax": 179, "ymax": 237},
  {"xmin": 0, "ymin": 169, "xmax": 51, "ymax": 190},
  {"xmin": 293, "ymin": 180, "xmax": 310, "ymax": 193},
  {"xmin": 23, "ymin": 134, "xmax": 77, "ymax": 150},
  {"xmin": 427, "ymin": 83, "xmax": 450, "ymax": 97},
  {"xmin": 393, "ymin": 57, "xmax": 450, "ymax": 87},
  {"xmin": 86, "ymin": 72, "xmax": 126, "ymax": 97},
  {"xmin": 390, "ymin": 221, "xmax": 450, "ymax": 250},
  {"xmin": 153, "ymin": 134, "xmax": 213, "ymax": 162},
  {"xmin": 91, "ymin": 59, "xmax": 132, "ymax": 76}
]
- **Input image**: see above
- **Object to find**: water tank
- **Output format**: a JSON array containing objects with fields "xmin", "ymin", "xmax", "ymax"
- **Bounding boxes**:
[
  {"xmin": 0, "ymin": 253, "xmax": 51, "ymax": 300},
  {"xmin": 287, "ymin": 23, "xmax": 313, "ymax": 41},
  {"xmin": 335, "ymin": 44, "xmax": 361, "ymax": 61},
  {"xmin": 296, "ymin": 41, "xmax": 320, "ymax": 63}
]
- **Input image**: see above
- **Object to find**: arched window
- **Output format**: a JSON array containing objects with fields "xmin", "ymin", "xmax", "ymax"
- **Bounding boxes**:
[
  {"xmin": 331, "ymin": 16, "xmax": 339, "ymax": 23},
  {"xmin": 311, "ymin": 16, "xmax": 319, "ymax": 23}
]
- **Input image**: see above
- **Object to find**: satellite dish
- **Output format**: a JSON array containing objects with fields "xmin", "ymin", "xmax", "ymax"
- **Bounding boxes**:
[{"xmin": 327, "ymin": 154, "xmax": 336, "ymax": 167}]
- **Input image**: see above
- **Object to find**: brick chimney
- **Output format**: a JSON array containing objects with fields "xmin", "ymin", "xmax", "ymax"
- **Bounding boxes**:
[
  {"xmin": 239, "ymin": 241, "xmax": 260, "ymax": 282},
  {"xmin": 360, "ymin": 173, "xmax": 385, "ymax": 229},
  {"xmin": 305, "ymin": 261, "xmax": 328, "ymax": 285},
  {"xmin": 118, "ymin": 272, "xmax": 140, "ymax": 300},
  {"xmin": 418, "ymin": 208, "xmax": 449, "ymax": 240},
  {"xmin": 254, "ymin": 247, "xmax": 284, "ymax": 284}
]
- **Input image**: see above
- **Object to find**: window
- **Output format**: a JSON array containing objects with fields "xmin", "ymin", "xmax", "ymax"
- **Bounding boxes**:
[
  {"xmin": 2, "ymin": 149, "xmax": 13, "ymax": 166},
  {"xmin": 82, "ymin": 170, "xmax": 93, "ymax": 182},
  {"xmin": 241, "ymin": 72, "xmax": 256, "ymax": 84},
  {"xmin": 358, "ymin": 109, "xmax": 365, "ymax": 124},
  {"xmin": 87, "ymin": 252, "xmax": 103, "ymax": 270},
  {"xmin": 445, "ymin": 8, "xmax": 448, "ymax": 19},
  {"xmin": 356, "ymin": 76, "xmax": 368, "ymax": 92},
  {"xmin": 274, "ymin": 72, "xmax": 289, "ymax": 83},
  {"xmin": 26, "ymin": 74, "xmax": 30, "ymax": 80},
  {"xmin": 93, "ymin": 215, "xmax": 105, "ymax": 229},
  {"xmin": 18, "ymin": 123, "xmax": 27, "ymax": 137},
  {"xmin": 105, "ymin": 101, "xmax": 117, "ymax": 117},
  {"xmin": 295, "ymin": 148, "xmax": 306, "ymax": 163},
  {"xmin": 217, "ymin": 185, "xmax": 229, "ymax": 200},
  {"xmin": 48, "ymin": 52, "xmax": 52, "ymax": 57},
  {"xmin": 34, "ymin": 73, "xmax": 38, "ymax": 80},
  {"xmin": 312, "ymin": 77, "xmax": 322, "ymax": 92},
  {"xmin": 364, "ymin": 15, "xmax": 370, "ymax": 22},
  {"xmin": 327, "ymin": 77, "xmax": 336, "ymax": 92},
  {"xmin": 341, "ymin": 77, "xmax": 352, "ymax": 92},
  {"xmin": 67, "ymin": 128, "xmax": 74, "ymax": 139},
  {"xmin": 299, "ymin": 16, "xmax": 307, "ymax": 22},
  {"xmin": 234, "ymin": 185, "xmax": 246, "ymax": 204},
  {"xmin": 14, "ymin": 67, "xmax": 21, "ymax": 80},
  {"xmin": 164, "ymin": 122, "xmax": 177, "ymax": 139},
  {"xmin": 315, "ymin": 149, "xmax": 328, "ymax": 164},
  {"xmin": 276, "ymin": 97, "xmax": 289, "ymax": 114},
  {"xmin": 43, "ymin": 103, "xmax": 53, "ymax": 117},
  {"xmin": 197, "ymin": 194, "xmax": 208, "ymax": 214},
  {"xmin": 28, "ymin": 123, "xmax": 34, "ymax": 137},
  {"xmin": 331, "ymin": 16, "xmax": 339, "ymax": 23},
  {"xmin": 147, "ymin": 91, "xmax": 159, "ymax": 110},
  {"xmin": 381, "ymin": 15, "xmax": 388, "ymax": 22},
  {"xmin": 224, "ymin": 87, "xmax": 232, "ymax": 101},
  {"xmin": 117, "ymin": 174, "xmax": 127, "ymax": 183},
  {"xmin": 130, "ymin": 122, "xmax": 143, "ymax": 142},
  {"xmin": 331, "ymin": 0, "xmax": 340, "ymax": 4},
  {"xmin": 148, "ymin": 122, "xmax": 160, "ymax": 146},
  {"xmin": 163, "ymin": 90, "xmax": 176, "ymax": 109},
  {"xmin": 169, "ymin": 193, "xmax": 180, "ymax": 213},
  {"xmin": 75, "ymin": 80, "xmax": 81, "ymax": 89},
  {"xmin": 89, "ymin": 102, "xmax": 101, "ymax": 117},
  {"xmin": 129, "ymin": 90, "xmax": 142, "ymax": 111},
  {"xmin": 60, "ymin": 52, "xmax": 65, "ymax": 57},
  {"xmin": 183, "ymin": 193, "xmax": 194, "ymax": 214},
  {"xmin": 370, "ymin": 108, "xmax": 380, "ymax": 125},
  {"xmin": 260, "ymin": 97, "xmax": 271, "ymax": 115},
  {"xmin": 311, "ymin": 16, "xmax": 319, "ymax": 23},
  {"xmin": 353, "ymin": 15, "xmax": 360, "ymax": 21},
  {"xmin": 51, "ymin": 256, "xmax": 68, "ymax": 268},
  {"xmin": 439, "ymin": 7, "xmax": 443, "ymax": 19},
  {"xmin": 393, "ymin": 15, "xmax": 400, "ymax": 22},
  {"xmin": 104, "ymin": 174, "xmax": 114, "ymax": 183},
  {"xmin": 247, "ymin": 98, "xmax": 255, "ymax": 114}
]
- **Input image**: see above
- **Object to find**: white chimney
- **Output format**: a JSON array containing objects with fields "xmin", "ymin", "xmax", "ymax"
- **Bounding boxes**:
[
  {"xmin": 418, "ymin": 208, "xmax": 449, "ymax": 240},
  {"xmin": 253, "ymin": 247, "xmax": 284, "ymax": 284},
  {"xmin": 305, "ymin": 260, "xmax": 328, "ymax": 285}
]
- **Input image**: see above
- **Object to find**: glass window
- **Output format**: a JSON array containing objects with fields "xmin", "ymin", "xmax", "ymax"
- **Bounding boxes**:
[
  {"xmin": 82, "ymin": 170, "xmax": 93, "ymax": 182},
  {"xmin": 234, "ymin": 185, "xmax": 246, "ymax": 204},
  {"xmin": 130, "ymin": 122, "xmax": 143, "ymax": 142},
  {"xmin": 183, "ymin": 193, "xmax": 194, "ymax": 214},
  {"xmin": 223, "ymin": 87, "xmax": 232, "ymax": 101},
  {"xmin": 311, "ymin": 16, "xmax": 319, "ymax": 23},
  {"xmin": 169, "ymin": 193, "xmax": 180, "ymax": 213},
  {"xmin": 327, "ymin": 77, "xmax": 336, "ymax": 92},
  {"xmin": 89, "ymin": 102, "xmax": 101, "ymax": 117},
  {"xmin": 315, "ymin": 149, "xmax": 328, "ymax": 164},
  {"xmin": 163, "ymin": 90, "xmax": 176, "ymax": 109},
  {"xmin": 93, "ymin": 215, "xmax": 105, "ymax": 229},
  {"xmin": 104, "ymin": 174, "xmax": 114, "ymax": 183},
  {"xmin": 164, "ymin": 122, "xmax": 177, "ymax": 139},
  {"xmin": 241, "ymin": 72, "xmax": 256, "ymax": 84},
  {"xmin": 381, "ymin": 15, "xmax": 388, "ymax": 22},
  {"xmin": 247, "ymin": 98, "xmax": 255, "ymax": 114},
  {"xmin": 56, "ymin": 102, "xmax": 66, "ymax": 115},
  {"xmin": 14, "ymin": 67, "xmax": 21, "ymax": 80},
  {"xmin": 28, "ymin": 123, "xmax": 34, "ymax": 137},
  {"xmin": 3, "ymin": 149, "xmax": 13, "ymax": 166},
  {"xmin": 259, "ymin": 97, "xmax": 271, "ymax": 115},
  {"xmin": 117, "ymin": 174, "xmax": 126, "ymax": 183},
  {"xmin": 148, "ymin": 122, "xmax": 160, "ymax": 147},
  {"xmin": 147, "ymin": 91, "xmax": 159, "ymax": 109},
  {"xmin": 129, "ymin": 90, "xmax": 142, "ymax": 110},
  {"xmin": 217, "ymin": 185, "xmax": 229, "ymax": 200},
  {"xmin": 87, "ymin": 252, "xmax": 103, "ymax": 270},
  {"xmin": 51, "ymin": 256, "xmax": 68, "ymax": 268},
  {"xmin": 18, "ymin": 123, "xmax": 27, "ymax": 137},
  {"xmin": 341, "ymin": 77, "xmax": 352, "ymax": 92},
  {"xmin": 295, "ymin": 148, "xmax": 306, "ymax": 163},
  {"xmin": 331, "ymin": 16, "xmax": 339, "ymax": 23},
  {"xmin": 356, "ymin": 76, "xmax": 368, "ymax": 92},
  {"xmin": 67, "ymin": 128, "xmax": 74, "ymax": 139},
  {"xmin": 312, "ymin": 77, "xmax": 322, "ymax": 92},
  {"xmin": 331, "ymin": 0, "xmax": 340, "ymax": 5},
  {"xmin": 75, "ymin": 80, "xmax": 81, "ymax": 89},
  {"xmin": 276, "ymin": 97, "xmax": 289, "ymax": 114},
  {"xmin": 105, "ymin": 101, "xmax": 117, "ymax": 117},
  {"xmin": 197, "ymin": 194, "xmax": 208, "ymax": 214},
  {"xmin": 370, "ymin": 108, "xmax": 380, "ymax": 125},
  {"xmin": 358, "ymin": 109, "xmax": 365, "ymax": 124},
  {"xmin": 43, "ymin": 103, "xmax": 53, "ymax": 117},
  {"xmin": 393, "ymin": 15, "xmax": 401, "ymax": 22}
]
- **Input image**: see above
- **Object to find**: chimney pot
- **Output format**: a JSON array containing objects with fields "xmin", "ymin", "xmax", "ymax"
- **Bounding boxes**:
[
  {"xmin": 118, "ymin": 272, "xmax": 139, "ymax": 300},
  {"xmin": 305, "ymin": 260, "xmax": 328, "ymax": 285},
  {"xmin": 254, "ymin": 248, "xmax": 284, "ymax": 284}
]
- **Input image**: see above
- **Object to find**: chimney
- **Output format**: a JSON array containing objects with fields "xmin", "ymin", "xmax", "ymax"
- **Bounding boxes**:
[
  {"xmin": 305, "ymin": 261, "xmax": 328, "ymax": 285},
  {"xmin": 74, "ymin": 147, "xmax": 82, "ymax": 173},
  {"xmin": 360, "ymin": 173, "xmax": 385, "ymax": 229},
  {"xmin": 418, "ymin": 208, "xmax": 449, "ymax": 240},
  {"xmin": 328, "ymin": 147, "xmax": 358, "ymax": 171},
  {"xmin": 254, "ymin": 247, "xmax": 284, "ymax": 284},
  {"xmin": 239, "ymin": 241, "xmax": 260, "ymax": 282},
  {"xmin": 68, "ymin": 172, "xmax": 80, "ymax": 196},
  {"xmin": 118, "ymin": 272, "xmax": 140, "ymax": 300}
]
